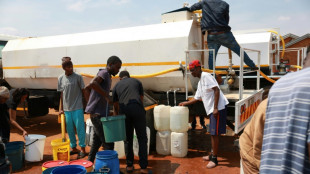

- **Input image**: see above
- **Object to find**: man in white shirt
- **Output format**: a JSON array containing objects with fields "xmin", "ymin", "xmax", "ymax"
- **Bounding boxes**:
[{"xmin": 179, "ymin": 60, "xmax": 229, "ymax": 168}]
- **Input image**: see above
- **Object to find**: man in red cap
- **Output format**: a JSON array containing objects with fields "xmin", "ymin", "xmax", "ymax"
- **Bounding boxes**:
[{"xmin": 179, "ymin": 60, "xmax": 229, "ymax": 169}]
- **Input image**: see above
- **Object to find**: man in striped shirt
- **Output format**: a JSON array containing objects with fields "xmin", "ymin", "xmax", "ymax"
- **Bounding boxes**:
[{"xmin": 260, "ymin": 46, "xmax": 310, "ymax": 174}]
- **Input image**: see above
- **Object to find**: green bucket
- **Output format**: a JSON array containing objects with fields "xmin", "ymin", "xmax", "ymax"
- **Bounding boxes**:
[{"xmin": 101, "ymin": 115, "xmax": 126, "ymax": 143}]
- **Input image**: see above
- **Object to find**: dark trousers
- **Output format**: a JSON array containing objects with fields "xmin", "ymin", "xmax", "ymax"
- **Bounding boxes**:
[
  {"xmin": 120, "ymin": 103, "xmax": 148, "ymax": 169},
  {"xmin": 88, "ymin": 114, "xmax": 114, "ymax": 162}
]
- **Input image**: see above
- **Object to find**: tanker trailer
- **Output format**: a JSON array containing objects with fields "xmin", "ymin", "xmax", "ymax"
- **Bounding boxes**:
[{"xmin": 2, "ymin": 9, "xmax": 263, "ymax": 134}]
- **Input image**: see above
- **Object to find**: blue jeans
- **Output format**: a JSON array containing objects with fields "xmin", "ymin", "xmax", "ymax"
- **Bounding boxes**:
[
  {"xmin": 207, "ymin": 31, "xmax": 256, "ymax": 69},
  {"xmin": 64, "ymin": 109, "xmax": 86, "ymax": 148}
]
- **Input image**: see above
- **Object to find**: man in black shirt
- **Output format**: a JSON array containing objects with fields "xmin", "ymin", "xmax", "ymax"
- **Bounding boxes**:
[
  {"xmin": 189, "ymin": 0, "xmax": 257, "ymax": 70},
  {"xmin": 112, "ymin": 71, "xmax": 148, "ymax": 173}
]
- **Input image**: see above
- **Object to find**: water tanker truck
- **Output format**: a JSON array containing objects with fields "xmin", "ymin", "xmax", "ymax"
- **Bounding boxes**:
[{"xmin": 1, "ymin": 9, "xmax": 293, "ymax": 134}]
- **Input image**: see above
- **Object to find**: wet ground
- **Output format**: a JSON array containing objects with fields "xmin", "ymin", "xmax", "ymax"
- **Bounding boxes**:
[{"xmin": 10, "ymin": 109, "xmax": 241, "ymax": 174}]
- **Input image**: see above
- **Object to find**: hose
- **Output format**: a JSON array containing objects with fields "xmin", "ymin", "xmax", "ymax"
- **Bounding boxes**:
[{"xmin": 82, "ymin": 68, "xmax": 180, "ymax": 79}]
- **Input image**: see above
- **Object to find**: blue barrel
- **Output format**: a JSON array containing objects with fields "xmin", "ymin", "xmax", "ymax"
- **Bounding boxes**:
[
  {"xmin": 95, "ymin": 150, "xmax": 119, "ymax": 174},
  {"xmin": 51, "ymin": 165, "xmax": 86, "ymax": 174},
  {"xmin": 42, "ymin": 167, "xmax": 58, "ymax": 174},
  {"xmin": 5, "ymin": 141, "xmax": 24, "ymax": 171}
]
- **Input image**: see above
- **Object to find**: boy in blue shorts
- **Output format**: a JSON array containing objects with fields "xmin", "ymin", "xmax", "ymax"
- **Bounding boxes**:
[{"xmin": 179, "ymin": 60, "xmax": 229, "ymax": 169}]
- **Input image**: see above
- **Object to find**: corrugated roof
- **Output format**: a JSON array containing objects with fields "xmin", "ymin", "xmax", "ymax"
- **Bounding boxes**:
[
  {"xmin": 283, "ymin": 33, "xmax": 299, "ymax": 40},
  {"xmin": 283, "ymin": 33, "xmax": 310, "ymax": 48}
]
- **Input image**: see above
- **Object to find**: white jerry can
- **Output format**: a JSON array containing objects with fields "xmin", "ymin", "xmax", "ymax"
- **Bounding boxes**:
[
  {"xmin": 133, "ymin": 127, "xmax": 150, "ymax": 157},
  {"xmin": 85, "ymin": 118, "xmax": 94, "ymax": 146},
  {"xmin": 114, "ymin": 141, "xmax": 125, "ymax": 158},
  {"xmin": 170, "ymin": 106, "xmax": 189, "ymax": 133},
  {"xmin": 156, "ymin": 131, "xmax": 171, "ymax": 155},
  {"xmin": 154, "ymin": 105, "xmax": 171, "ymax": 131},
  {"xmin": 171, "ymin": 132, "xmax": 188, "ymax": 158}
]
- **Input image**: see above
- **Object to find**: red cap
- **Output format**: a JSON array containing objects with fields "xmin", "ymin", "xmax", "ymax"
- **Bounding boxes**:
[{"xmin": 189, "ymin": 60, "xmax": 201, "ymax": 70}]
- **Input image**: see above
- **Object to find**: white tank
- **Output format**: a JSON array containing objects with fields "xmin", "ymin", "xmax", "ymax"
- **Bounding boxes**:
[
  {"xmin": 171, "ymin": 132, "xmax": 188, "ymax": 158},
  {"xmin": 114, "ymin": 141, "xmax": 125, "ymax": 158},
  {"xmin": 170, "ymin": 106, "xmax": 189, "ymax": 132},
  {"xmin": 154, "ymin": 105, "xmax": 171, "ymax": 131},
  {"xmin": 133, "ymin": 127, "xmax": 150, "ymax": 157},
  {"xmin": 156, "ymin": 131, "xmax": 171, "ymax": 155}
]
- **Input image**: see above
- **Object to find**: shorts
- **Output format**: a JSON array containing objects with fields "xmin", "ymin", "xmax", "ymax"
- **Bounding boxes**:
[{"xmin": 209, "ymin": 106, "xmax": 227, "ymax": 135}]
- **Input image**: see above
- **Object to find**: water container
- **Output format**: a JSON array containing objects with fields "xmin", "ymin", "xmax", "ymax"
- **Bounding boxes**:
[
  {"xmin": 86, "ymin": 118, "xmax": 94, "ymax": 146},
  {"xmin": 25, "ymin": 134, "xmax": 46, "ymax": 162},
  {"xmin": 51, "ymin": 165, "xmax": 86, "ymax": 174},
  {"xmin": 170, "ymin": 106, "xmax": 189, "ymax": 132},
  {"xmin": 133, "ymin": 127, "xmax": 150, "ymax": 156},
  {"xmin": 101, "ymin": 115, "xmax": 126, "ymax": 143},
  {"xmin": 51, "ymin": 138, "xmax": 70, "ymax": 162},
  {"xmin": 156, "ymin": 131, "xmax": 171, "ymax": 155},
  {"xmin": 5, "ymin": 141, "xmax": 24, "ymax": 171},
  {"xmin": 69, "ymin": 160, "xmax": 93, "ymax": 173},
  {"xmin": 42, "ymin": 167, "xmax": 57, "ymax": 174},
  {"xmin": 42, "ymin": 160, "xmax": 69, "ymax": 171},
  {"xmin": 171, "ymin": 132, "xmax": 188, "ymax": 158},
  {"xmin": 154, "ymin": 105, "xmax": 171, "ymax": 131},
  {"xmin": 94, "ymin": 150, "xmax": 119, "ymax": 174},
  {"xmin": 114, "ymin": 141, "xmax": 125, "ymax": 158}
]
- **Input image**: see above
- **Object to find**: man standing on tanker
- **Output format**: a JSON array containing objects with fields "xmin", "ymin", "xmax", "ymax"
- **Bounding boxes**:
[
  {"xmin": 179, "ymin": 60, "xmax": 229, "ymax": 169},
  {"xmin": 189, "ymin": 0, "xmax": 258, "ymax": 70}
]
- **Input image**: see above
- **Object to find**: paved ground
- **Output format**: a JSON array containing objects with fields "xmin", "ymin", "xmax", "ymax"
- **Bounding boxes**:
[{"xmin": 9, "ymin": 109, "xmax": 241, "ymax": 174}]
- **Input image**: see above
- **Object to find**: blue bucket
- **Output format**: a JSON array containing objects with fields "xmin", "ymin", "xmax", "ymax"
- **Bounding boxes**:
[
  {"xmin": 5, "ymin": 141, "xmax": 24, "ymax": 171},
  {"xmin": 51, "ymin": 165, "xmax": 86, "ymax": 174},
  {"xmin": 95, "ymin": 150, "xmax": 119, "ymax": 174},
  {"xmin": 42, "ymin": 167, "xmax": 58, "ymax": 174}
]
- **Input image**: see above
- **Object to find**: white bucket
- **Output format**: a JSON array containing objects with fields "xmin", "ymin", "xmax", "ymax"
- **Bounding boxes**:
[
  {"xmin": 25, "ymin": 134, "xmax": 46, "ymax": 162},
  {"xmin": 114, "ymin": 141, "xmax": 125, "ymax": 158}
]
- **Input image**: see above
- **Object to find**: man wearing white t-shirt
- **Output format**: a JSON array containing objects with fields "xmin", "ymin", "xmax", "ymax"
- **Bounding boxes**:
[{"xmin": 179, "ymin": 60, "xmax": 229, "ymax": 169}]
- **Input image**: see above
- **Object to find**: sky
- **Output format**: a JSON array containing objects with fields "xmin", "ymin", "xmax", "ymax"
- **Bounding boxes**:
[{"xmin": 0, "ymin": 0, "xmax": 309, "ymax": 37}]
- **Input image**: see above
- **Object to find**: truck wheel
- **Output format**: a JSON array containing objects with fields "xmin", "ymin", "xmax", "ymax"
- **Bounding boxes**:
[{"xmin": 27, "ymin": 95, "xmax": 49, "ymax": 117}]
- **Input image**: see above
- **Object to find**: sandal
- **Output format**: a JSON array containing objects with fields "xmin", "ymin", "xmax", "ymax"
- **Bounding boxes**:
[{"xmin": 126, "ymin": 166, "xmax": 134, "ymax": 173}]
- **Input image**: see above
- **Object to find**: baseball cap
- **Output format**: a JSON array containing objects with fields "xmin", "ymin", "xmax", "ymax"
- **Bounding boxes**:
[{"xmin": 189, "ymin": 60, "xmax": 201, "ymax": 71}]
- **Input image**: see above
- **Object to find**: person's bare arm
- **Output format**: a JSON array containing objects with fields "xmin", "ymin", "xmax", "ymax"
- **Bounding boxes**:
[
  {"xmin": 179, "ymin": 98, "xmax": 199, "ymax": 106},
  {"xmin": 9, "ymin": 109, "xmax": 28, "ymax": 137},
  {"xmin": 212, "ymin": 86, "xmax": 220, "ymax": 119},
  {"xmin": 59, "ymin": 92, "xmax": 64, "ymax": 115}
]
